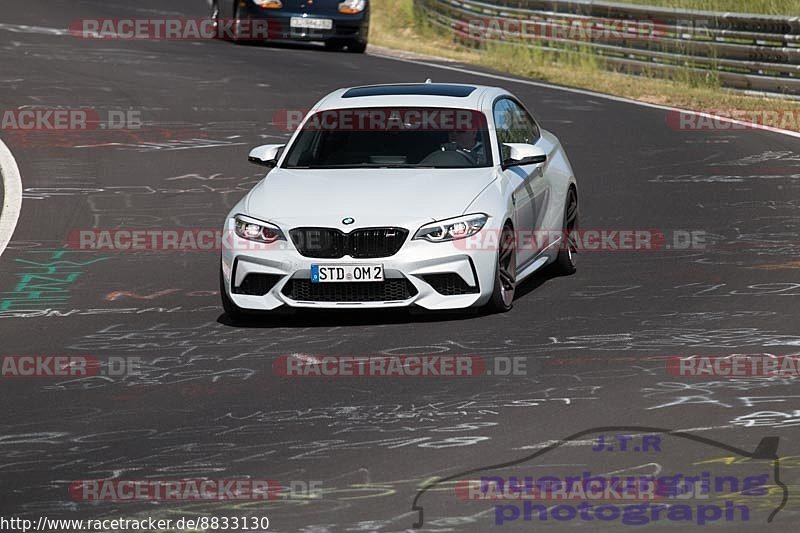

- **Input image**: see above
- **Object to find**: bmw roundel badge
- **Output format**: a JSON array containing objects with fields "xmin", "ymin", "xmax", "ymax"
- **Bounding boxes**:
[{"xmin": 342, "ymin": 217, "xmax": 355, "ymax": 225}]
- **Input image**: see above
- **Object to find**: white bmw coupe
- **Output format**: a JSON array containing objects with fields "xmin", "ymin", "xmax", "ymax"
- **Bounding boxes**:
[{"xmin": 220, "ymin": 82, "xmax": 578, "ymax": 318}]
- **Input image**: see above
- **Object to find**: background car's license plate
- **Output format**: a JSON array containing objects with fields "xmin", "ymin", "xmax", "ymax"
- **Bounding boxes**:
[
  {"xmin": 290, "ymin": 17, "xmax": 333, "ymax": 30},
  {"xmin": 311, "ymin": 265, "xmax": 384, "ymax": 283}
]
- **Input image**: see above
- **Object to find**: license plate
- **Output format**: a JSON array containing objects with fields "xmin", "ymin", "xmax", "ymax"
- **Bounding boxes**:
[
  {"xmin": 311, "ymin": 264, "xmax": 384, "ymax": 283},
  {"xmin": 290, "ymin": 17, "xmax": 333, "ymax": 30}
]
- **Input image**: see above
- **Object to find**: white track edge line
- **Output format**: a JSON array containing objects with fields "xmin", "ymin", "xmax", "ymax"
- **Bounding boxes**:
[
  {"xmin": 0, "ymin": 138, "xmax": 23, "ymax": 258},
  {"xmin": 370, "ymin": 53, "xmax": 800, "ymax": 140}
]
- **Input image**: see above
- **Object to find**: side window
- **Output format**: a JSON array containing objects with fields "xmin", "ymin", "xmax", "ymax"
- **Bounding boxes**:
[
  {"xmin": 493, "ymin": 99, "xmax": 518, "ymax": 162},
  {"xmin": 520, "ymin": 107, "xmax": 540, "ymax": 143},
  {"xmin": 494, "ymin": 98, "xmax": 540, "ymax": 162},
  {"xmin": 508, "ymin": 100, "xmax": 540, "ymax": 145}
]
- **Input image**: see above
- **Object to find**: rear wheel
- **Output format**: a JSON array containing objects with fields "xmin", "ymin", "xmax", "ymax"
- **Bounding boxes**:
[
  {"xmin": 550, "ymin": 187, "xmax": 578, "ymax": 276},
  {"xmin": 484, "ymin": 224, "xmax": 516, "ymax": 313}
]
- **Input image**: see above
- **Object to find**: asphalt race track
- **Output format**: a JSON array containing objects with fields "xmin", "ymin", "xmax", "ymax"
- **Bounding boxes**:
[{"xmin": 1, "ymin": 1, "xmax": 799, "ymax": 531}]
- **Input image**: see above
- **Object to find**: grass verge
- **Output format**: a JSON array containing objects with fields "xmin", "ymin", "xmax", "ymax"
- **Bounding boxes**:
[
  {"xmin": 615, "ymin": 0, "xmax": 800, "ymax": 16},
  {"xmin": 368, "ymin": 0, "xmax": 800, "ymax": 133}
]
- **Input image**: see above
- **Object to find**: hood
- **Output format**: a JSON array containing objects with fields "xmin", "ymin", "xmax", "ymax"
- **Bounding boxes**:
[{"xmin": 244, "ymin": 167, "xmax": 497, "ymax": 228}]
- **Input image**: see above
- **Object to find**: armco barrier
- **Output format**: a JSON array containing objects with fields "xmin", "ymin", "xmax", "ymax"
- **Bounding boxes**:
[{"xmin": 414, "ymin": 0, "xmax": 800, "ymax": 97}]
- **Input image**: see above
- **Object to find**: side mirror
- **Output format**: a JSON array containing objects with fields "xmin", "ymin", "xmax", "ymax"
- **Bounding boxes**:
[
  {"xmin": 248, "ymin": 144, "xmax": 285, "ymax": 168},
  {"xmin": 501, "ymin": 143, "xmax": 547, "ymax": 169}
]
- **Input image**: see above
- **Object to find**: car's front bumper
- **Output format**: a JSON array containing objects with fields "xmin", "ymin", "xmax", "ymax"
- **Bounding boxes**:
[
  {"xmin": 221, "ymin": 219, "xmax": 499, "ymax": 311},
  {"xmin": 238, "ymin": 5, "xmax": 368, "ymax": 43}
]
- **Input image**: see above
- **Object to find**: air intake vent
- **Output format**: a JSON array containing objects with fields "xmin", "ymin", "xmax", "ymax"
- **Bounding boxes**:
[
  {"xmin": 421, "ymin": 273, "xmax": 479, "ymax": 296},
  {"xmin": 282, "ymin": 278, "xmax": 417, "ymax": 302},
  {"xmin": 233, "ymin": 273, "xmax": 283, "ymax": 296}
]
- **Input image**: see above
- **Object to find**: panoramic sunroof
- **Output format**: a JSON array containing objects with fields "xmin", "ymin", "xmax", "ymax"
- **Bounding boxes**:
[{"xmin": 342, "ymin": 84, "xmax": 477, "ymax": 98}]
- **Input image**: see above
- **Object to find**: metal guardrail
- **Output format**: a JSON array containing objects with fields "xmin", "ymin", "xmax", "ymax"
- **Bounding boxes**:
[{"xmin": 414, "ymin": 0, "xmax": 800, "ymax": 97}]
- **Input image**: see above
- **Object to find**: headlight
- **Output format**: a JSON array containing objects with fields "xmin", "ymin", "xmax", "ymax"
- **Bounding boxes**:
[
  {"xmin": 413, "ymin": 213, "xmax": 488, "ymax": 242},
  {"xmin": 254, "ymin": 0, "xmax": 282, "ymax": 8},
  {"xmin": 234, "ymin": 215, "xmax": 285, "ymax": 243},
  {"xmin": 339, "ymin": 0, "xmax": 366, "ymax": 14}
]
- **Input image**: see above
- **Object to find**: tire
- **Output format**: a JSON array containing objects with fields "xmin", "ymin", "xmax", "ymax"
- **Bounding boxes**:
[
  {"xmin": 220, "ymin": 2, "xmax": 244, "ymax": 42},
  {"xmin": 220, "ymin": 267, "xmax": 248, "ymax": 321},
  {"xmin": 346, "ymin": 39, "xmax": 368, "ymax": 53},
  {"xmin": 211, "ymin": 1, "xmax": 242, "ymax": 41},
  {"xmin": 550, "ymin": 187, "xmax": 578, "ymax": 276},
  {"xmin": 484, "ymin": 224, "xmax": 517, "ymax": 314},
  {"xmin": 210, "ymin": 1, "xmax": 221, "ymax": 38}
]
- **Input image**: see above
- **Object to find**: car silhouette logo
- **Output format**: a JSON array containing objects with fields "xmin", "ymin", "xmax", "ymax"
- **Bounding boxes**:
[{"xmin": 342, "ymin": 217, "xmax": 355, "ymax": 225}]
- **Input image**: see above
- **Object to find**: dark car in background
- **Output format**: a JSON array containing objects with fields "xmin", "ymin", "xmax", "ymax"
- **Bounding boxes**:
[{"xmin": 210, "ymin": 0, "xmax": 369, "ymax": 52}]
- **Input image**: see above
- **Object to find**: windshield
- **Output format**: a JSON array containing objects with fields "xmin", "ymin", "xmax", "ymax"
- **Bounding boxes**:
[{"xmin": 282, "ymin": 107, "xmax": 493, "ymax": 169}]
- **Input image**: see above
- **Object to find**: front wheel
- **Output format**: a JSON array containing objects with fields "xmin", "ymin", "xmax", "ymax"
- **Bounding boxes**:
[
  {"xmin": 325, "ymin": 39, "xmax": 366, "ymax": 53},
  {"xmin": 346, "ymin": 39, "xmax": 368, "ymax": 53},
  {"xmin": 210, "ymin": 1, "xmax": 221, "ymax": 36},
  {"xmin": 484, "ymin": 224, "xmax": 516, "ymax": 314},
  {"xmin": 220, "ymin": 2, "xmax": 245, "ymax": 42},
  {"xmin": 549, "ymin": 187, "xmax": 578, "ymax": 276}
]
